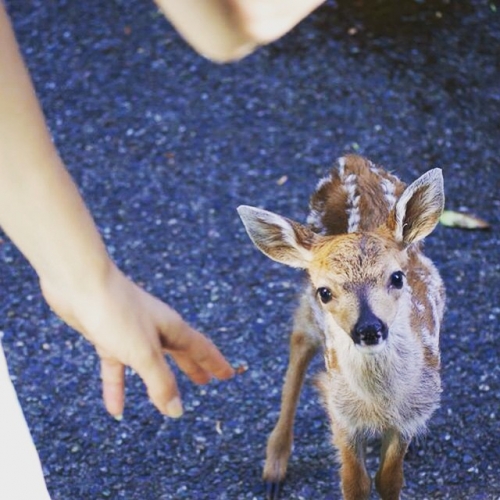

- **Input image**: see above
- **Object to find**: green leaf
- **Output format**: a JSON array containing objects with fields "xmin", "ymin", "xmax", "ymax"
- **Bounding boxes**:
[{"xmin": 439, "ymin": 210, "xmax": 490, "ymax": 230}]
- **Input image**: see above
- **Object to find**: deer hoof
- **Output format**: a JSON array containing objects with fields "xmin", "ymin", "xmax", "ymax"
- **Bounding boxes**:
[{"xmin": 265, "ymin": 479, "xmax": 283, "ymax": 500}]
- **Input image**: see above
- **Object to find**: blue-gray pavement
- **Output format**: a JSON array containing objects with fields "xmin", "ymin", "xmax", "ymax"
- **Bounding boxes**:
[{"xmin": 1, "ymin": 0, "xmax": 499, "ymax": 498}]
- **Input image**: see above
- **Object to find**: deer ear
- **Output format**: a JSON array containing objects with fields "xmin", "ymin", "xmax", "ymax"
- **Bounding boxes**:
[
  {"xmin": 237, "ymin": 205, "xmax": 317, "ymax": 268},
  {"xmin": 392, "ymin": 168, "xmax": 445, "ymax": 246}
]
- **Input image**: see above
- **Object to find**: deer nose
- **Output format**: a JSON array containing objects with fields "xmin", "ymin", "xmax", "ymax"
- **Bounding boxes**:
[{"xmin": 353, "ymin": 318, "xmax": 388, "ymax": 346}]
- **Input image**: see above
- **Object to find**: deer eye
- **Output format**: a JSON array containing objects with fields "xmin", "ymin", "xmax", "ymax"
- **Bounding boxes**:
[
  {"xmin": 317, "ymin": 287, "xmax": 333, "ymax": 304},
  {"xmin": 390, "ymin": 271, "xmax": 405, "ymax": 290}
]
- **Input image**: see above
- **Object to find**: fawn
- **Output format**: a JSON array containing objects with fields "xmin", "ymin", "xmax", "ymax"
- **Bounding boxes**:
[{"xmin": 237, "ymin": 154, "xmax": 445, "ymax": 500}]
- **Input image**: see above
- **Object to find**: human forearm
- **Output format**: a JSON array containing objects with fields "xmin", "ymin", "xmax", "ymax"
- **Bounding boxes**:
[{"xmin": 0, "ymin": 4, "xmax": 111, "ymax": 293}]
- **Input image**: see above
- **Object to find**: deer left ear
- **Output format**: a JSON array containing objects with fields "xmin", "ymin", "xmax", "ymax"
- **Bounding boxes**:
[{"xmin": 391, "ymin": 168, "xmax": 445, "ymax": 246}]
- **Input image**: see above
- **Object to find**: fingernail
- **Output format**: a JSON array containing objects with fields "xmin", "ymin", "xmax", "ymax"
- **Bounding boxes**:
[
  {"xmin": 165, "ymin": 397, "xmax": 183, "ymax": 418},
  {"xmin": 113, "ymin": 414, "xmax": 123, "ymax": 422}
]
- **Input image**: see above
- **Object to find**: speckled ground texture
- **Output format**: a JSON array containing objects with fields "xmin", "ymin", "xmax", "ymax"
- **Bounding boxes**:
[{"xmin": 1, "ymin": 0, "xmax": 499, "ymax": 499}]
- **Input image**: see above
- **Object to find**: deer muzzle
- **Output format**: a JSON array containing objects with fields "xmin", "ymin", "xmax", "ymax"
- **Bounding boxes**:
[{"xmin": 352, "ymin": 301, "xmax": 388, "ymax": 348}]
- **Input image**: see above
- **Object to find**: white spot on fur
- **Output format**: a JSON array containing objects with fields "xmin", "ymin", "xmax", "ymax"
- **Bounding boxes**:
[
  {"xmin": 315, "ymin": 175, "xmax": 331, "ymax": 192},
  {"xmin": 417, "ymin": 254, "xmax": 445, "ymax": 332},
  {"xmin": 306, "ymin": 209, "xmax": 326, "ymax": 234},
  {"xmin": 380, "ymin": 178, "xmax": 397, "ymax": 210},
  {"xmin": 337, "ymin": 156, "xmax": 346, "ymax": 177},
  {"xmin": 343, "ymin": 173, "xmax": 361, "ymax": 233},
  {"xmin": 368, "ymin": 160, "xmax": 382, "ymax": 175}
]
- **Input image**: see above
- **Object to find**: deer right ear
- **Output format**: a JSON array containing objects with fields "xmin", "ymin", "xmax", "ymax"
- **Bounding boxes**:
[
  {"xmin": 391, "ymin": 168, "xmax": 445, "ymax": 246},
  {"xmin": 237, "ymin": 206, "xmax": 317, "ymax": 268}
]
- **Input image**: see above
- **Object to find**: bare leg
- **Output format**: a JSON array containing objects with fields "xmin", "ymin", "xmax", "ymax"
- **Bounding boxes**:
[
  {"xmin": 0, "ymin": 345, "xmax": 51, "ymax": 500},
  {"xmin": 263, "ymin": 328, "xmax": 320, "ymax": 497},
  {"xmin": 375, "ymin": 429, "xmax": 409, "ymax": 500}
]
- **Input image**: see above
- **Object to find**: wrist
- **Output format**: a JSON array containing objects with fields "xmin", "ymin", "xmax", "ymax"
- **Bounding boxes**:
[{"xmin": 39, "ymin": 252, "xmax": 116, "ymax": 322}]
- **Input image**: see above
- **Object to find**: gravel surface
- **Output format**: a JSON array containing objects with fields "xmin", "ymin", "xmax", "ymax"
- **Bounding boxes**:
[{"xmin": 1, "ymin": 0, "xmax": 499, "ymax": 499}]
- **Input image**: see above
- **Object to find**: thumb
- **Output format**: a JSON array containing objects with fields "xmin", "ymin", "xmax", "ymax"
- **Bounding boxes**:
[{"xmin": 158, "ymin": 308, "xmax": 235, "ymax": 381}]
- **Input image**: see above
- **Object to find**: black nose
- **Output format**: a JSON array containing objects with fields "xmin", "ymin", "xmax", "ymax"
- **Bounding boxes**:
[{"xmin": 352, "ymin": 311, "xmax": 388, "ymax": 347}]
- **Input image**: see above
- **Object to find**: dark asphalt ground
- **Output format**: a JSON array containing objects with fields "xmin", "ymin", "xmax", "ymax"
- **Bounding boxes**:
[{"xmin": 1, "ymin": 0, "xmax": 499, "ymax": 498}]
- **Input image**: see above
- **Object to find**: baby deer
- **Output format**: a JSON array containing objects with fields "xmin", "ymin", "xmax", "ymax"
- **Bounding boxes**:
[{"xmin": 238, "ymin": 155, "xmax": 445, "ymax": 500}]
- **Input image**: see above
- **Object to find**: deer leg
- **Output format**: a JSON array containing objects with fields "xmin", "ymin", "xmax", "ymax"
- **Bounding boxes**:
[
  {"xmin": 334, "ymin": 428, "xmax": 371, "ymax": 500},
  {"xmin": 263, "ymin": 328, "xmax": 320, "ymax": 498},
  {"xmin": 375, "ymin": 429, "xmax": 409, "ymax": 500}
]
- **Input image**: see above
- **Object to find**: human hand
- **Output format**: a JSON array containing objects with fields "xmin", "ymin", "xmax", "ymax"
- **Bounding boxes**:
[
  {"xmin": 155, "ymin": 0, "xmax": 325, "ymax": 62},
  {"xmin": 41, "ymin": 263, "xmax": 234, "ymax": 418}
]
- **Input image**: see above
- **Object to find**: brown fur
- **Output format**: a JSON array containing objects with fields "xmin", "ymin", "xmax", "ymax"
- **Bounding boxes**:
[{"xmin": 308, "ymin": 155, "xmax": 406, "ymax": 235}]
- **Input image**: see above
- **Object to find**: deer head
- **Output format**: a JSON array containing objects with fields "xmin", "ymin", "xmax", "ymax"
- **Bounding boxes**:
[{"xmin": 238, "ymin": 168, "xmax": 444, "ymax": 354}]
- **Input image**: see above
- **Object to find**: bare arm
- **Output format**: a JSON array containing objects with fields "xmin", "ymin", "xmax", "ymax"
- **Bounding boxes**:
[
  {"xmin": 0, "ymin": 3, "xmax": 233, "ymax": 419},
  {"xmin": 0, "ymin": 0, "xmax": 321, "ymax": 417},
  {"xmin": 155, "ymin": 0, "xmax": 326, "ymax": 62}
]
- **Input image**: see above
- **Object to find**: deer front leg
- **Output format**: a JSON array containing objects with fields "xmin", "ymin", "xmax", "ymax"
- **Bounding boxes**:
[
  {"xmin": 375, "ymin": 429, "xmax": 410, "ymax": 500},
  {"xmin": 263, "ymin": 328, "xmax": 320, "ymax": 499},
  {"xmin": 334, "ymin": 428, "xmax": 371, "ymax": 500}
]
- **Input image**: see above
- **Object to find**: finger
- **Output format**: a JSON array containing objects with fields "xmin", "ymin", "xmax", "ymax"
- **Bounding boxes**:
[
  {"xmin": 168, "ymin": 351, "xmax": 212, "ymax": 385},
  {"xmin": 183, "ymin": 331, "xmax": 235, "ymax": 380},
  {"xmin": 100, "ymin": 357, "xmax": 125, "ymax": 419},
  {"xmin": 160, "ymin": 315, "xmax": 234, "ymax": 380},
  {"xmin": 134, "ymin": 348, "xmax": 183, "ymax": 418}
]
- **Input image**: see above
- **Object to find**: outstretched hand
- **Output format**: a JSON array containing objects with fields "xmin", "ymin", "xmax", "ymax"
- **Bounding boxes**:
[{"xmin": 41, "ymin": 264, "xmax": 234, "ymax": 418}]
